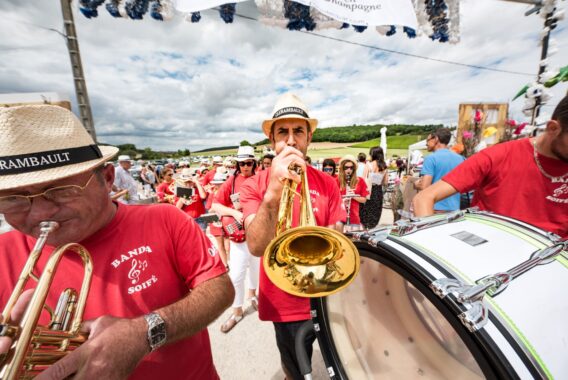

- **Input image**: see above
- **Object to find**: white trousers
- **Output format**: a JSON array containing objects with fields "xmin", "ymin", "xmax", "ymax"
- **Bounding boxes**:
[{"xmin": 229, "ymin": 241, "xmax": 260, "ymax": 308}]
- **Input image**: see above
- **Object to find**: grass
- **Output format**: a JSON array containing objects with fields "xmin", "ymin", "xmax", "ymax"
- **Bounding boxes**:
[{"xmin": 351, "ymin": 135, "xmax": 425, "ymax": 149}]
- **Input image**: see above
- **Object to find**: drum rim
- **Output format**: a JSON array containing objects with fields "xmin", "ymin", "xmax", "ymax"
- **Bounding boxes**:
[{"xmin": 311, "ymin": 241, "xmax": 521, "ymax": 380}]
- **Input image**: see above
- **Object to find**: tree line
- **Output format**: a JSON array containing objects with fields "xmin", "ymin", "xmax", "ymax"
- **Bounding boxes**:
[{"xmin": 254, "ymin": 123, "xmax": 443, "ymax": 145}]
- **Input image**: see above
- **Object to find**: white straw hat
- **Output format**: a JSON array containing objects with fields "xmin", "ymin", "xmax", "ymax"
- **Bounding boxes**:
[
  {"xmin": 236, "ymin": 146, "xmax": 255, "ymax": 162},
  {"xmin": 0, "ymin": 105, "xmax": 118, "ymax": 191},
  {"xmin": 262, "ymin": 93, "xmax": 318, "ymax": 137},
  {"xmin": 212, "ymin": 156, "xmax": 223, "ymax": 164},
  {"xmin": 118, "ymin": 155, "xmax": 131, "ymax": 162}
]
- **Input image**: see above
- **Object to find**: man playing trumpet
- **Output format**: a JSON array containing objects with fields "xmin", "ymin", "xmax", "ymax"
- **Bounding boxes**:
[
  {"xmin": 0, "ymin": 105, "xmax": 233, "ymax": 379},
  {"xmin": 240, "ymin": 93, "xmax": 346, "ymax": 380}
]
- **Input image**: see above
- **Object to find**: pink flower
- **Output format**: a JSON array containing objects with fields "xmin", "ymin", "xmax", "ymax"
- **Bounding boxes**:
[
  {"xmin": 514, "ymin": 122, "xmax": 527, "ymax": 135},
  {"xmin": 506, "ymin": 119, "xmax": 517, "ymax": 127},
  {"xmin": 474, "ymin": 110, "xmax": 483, "ymax": 123},
  {"xmin": 463, "ymin": 131, "xmax": 474, "ymax": 139}
]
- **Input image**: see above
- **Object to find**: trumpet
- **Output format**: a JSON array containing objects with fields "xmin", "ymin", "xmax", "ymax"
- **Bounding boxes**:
[
  {"xmin": 0, "ymin": 221, "xmax": 93, "ymax": 380},
  {"xmin": 263, "ymin": 164, "xmax": 360, "ymax": 298}
]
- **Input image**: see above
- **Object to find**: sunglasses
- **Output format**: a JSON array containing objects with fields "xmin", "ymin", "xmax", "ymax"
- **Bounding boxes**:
[
  {"xmin": 343, "ymin": 165, "xmax": 355, "ymax": 170},
  {"xmin": 0, "ymin": 172, "xmax": 97, "ymax": 214},
  {"xmin": 238, "ymin": 161, "xmax": 254, "ymax": 167},
  {"xmin": 323, "ymin": 167, "xmax": 334, "ymax": 173}
]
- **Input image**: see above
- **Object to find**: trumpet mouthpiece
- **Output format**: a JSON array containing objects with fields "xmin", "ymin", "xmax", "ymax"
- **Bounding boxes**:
[{"xmin": 39, "ymin": 221, "xmax": 60, "ymax": 234}]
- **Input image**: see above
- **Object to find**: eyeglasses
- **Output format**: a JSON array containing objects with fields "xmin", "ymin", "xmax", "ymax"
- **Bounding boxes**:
[
  {"xmin": 238, "ymin": 161, "xmax": 254, "ymax": 167},
  {"xmin": 323, "ymin": 167, "xmax": 334, "ymax": 173},
  {"xmin": 427, "ymin": 135, "xmax": 436, "ymax": 142},
  {"xmin": 0, "ymin": 172, "xmax": 97, "ymax": 214},
  {"xmin": 343, "ymin": 165, "xmax": 355, "ymax": 171}
]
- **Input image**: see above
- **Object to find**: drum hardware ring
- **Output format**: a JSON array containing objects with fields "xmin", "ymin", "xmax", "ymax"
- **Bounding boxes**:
[
  {"xmin": 431, "ymin": 242, "xmax": 567, "ymax": 332},
  {"xmin": 391, "ymin": 209, "xmax": 465, "ymax": 236}
]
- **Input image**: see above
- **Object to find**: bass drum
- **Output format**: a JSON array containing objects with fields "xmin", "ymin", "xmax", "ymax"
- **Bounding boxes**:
[{"xmin": 311, "ymin": 212, "xmax": 567, "ymax": 379}]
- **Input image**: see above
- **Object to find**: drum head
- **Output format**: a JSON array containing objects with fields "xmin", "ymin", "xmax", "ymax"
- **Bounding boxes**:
[{"xmin": 311, "ymin": 243, "xmax": 493, "ymax": 380}]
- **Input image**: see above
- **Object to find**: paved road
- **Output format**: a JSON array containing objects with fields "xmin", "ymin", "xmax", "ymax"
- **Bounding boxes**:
[{"xmin": 209, "ymin": 208, "xmax": 395, "ymax": 379}]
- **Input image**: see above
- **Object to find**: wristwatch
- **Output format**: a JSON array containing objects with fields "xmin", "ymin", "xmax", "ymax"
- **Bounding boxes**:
[{"xmin": 144, "ymin": 312, "xmax": 167, "ymax": 351}]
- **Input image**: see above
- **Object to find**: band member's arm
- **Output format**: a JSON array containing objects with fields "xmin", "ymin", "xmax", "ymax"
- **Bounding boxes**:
[
  {"xmin": 210, "ymin": 202, "xmax": 243, "ymax": 221},
  {"xmin": 35, "ymin": 274, "xmax": 233, "ymax": 380},
  {"xmin": 413, "ymin": 180, "xmax": 458, "ymax": 217},
  {"xmin": 414, "ymin": 175, "xmax": 433, "ymax": 190},
  {"xmin": 194, "ymin": 181, "xmax": 207, "ymax": 199},
  {"xmin": 243, "ymin": 146, "xmax": 305, "ymax": 257}
]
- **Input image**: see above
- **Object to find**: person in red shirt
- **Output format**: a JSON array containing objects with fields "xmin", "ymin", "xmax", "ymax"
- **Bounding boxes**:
[
  {"xmin": 414, "ymin": 95, "xmax": 568, "ymax": 239},
  {"xmin": 206, "ymin": 168, "xmax": 229, "ymax": 268},
  {"xmin": 155, "ymin": 167, "xmax": 176, "ymax": 204},
  {"xmin": 337, "ymin": 155, "xmax": 368, "ymax": 229},
  {"xmin": 211, "ymin": 146, "xmax": 259, "ymax": 333},
  {"xmin": 0, "ymin": 105, "xmax": 233, "ymax": 379},
  {"xmin": 176, "ymin": 168, "xmax": 207, "ymax": 230},
  {"xmin": 240, "ymin": 94, "xmax": 346, "ymax": 380}
]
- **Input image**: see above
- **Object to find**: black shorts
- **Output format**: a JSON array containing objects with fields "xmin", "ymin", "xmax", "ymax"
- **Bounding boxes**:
[{"xmin": 273, "ymin": 320, "xmax": 316, "ymax": 380}]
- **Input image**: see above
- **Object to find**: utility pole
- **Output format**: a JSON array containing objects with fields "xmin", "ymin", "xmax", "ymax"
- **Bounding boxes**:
[{"xmin": 60, "ymin": 0, "xmax": 97, "ymax": 141}]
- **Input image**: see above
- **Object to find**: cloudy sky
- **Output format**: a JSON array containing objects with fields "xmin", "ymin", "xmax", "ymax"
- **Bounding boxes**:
[{"xmin": 1, "ymin": 0, "xmax": 567, "ymax": 152}]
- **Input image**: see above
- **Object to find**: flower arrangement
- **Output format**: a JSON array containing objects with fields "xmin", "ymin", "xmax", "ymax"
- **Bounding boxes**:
[
  {"xmin": 462, "ymin": 109, "xmax": 484, "ymax": 158},
  {"xmin": 503, "ymin": 119, "xmax": 528, "ymax": 142}
]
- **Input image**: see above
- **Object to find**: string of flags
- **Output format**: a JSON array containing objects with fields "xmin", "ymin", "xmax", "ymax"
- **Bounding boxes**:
[{"xmin": 77, "ymin": 0, "xmax": 461, "ymax": 43}]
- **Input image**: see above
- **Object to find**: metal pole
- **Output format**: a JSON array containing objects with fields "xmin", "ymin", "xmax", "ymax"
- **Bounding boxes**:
[
  {"xmin": 530, "ymin": 10, "xmax": 554, "ymax": 126},
  {"xmin": 60, "ymin": 0, "xmax": 97, "ymax": 142}
]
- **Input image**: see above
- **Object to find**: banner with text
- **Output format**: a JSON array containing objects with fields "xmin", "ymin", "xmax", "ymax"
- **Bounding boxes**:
[{"xmin": 293, "ymin": 0, "xmax": 417, "ymax": 28}]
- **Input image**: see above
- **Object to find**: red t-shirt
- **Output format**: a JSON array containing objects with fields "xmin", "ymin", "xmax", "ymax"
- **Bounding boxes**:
[
  {"xmin": 181, "ymin": 194, "xmax": 206, "ymax": 218},
  {"xmin": 443, "ymin": 138, "xmax": 568, "ymax": 238},
  {"xmin": 156, "ymin": 181, "xmax": 174, "ymax": 203},
  {"xmin": 213, "ymin": 174, "xmax": 250, "ymax": 209},
  {"xmin": 240, "ymin": 166, "xmax": 347, "ymax": 322},
  {"xmin": 201, "ymin": 167, "xmax": 218, "ymax": 187},
  {"xmin": 336, "ymin": 177, "xmax": 369, "ymax": 225},
  {"xmin": 0, "ymin": 203, "xmax": 226, "ymax": 379}
]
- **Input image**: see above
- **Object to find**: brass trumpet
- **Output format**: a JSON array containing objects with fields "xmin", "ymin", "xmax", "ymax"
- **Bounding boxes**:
[
  {"xmin": 263, "ymin": 164, "xmax": 360, "ymax": 298},
  {"xmin": 0, "ymin": 221, "xmax": 93, "ymax": 380}
]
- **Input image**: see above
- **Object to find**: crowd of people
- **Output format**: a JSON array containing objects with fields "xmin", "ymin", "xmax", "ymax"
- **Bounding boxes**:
[{"xmin": 0, "ymin": 92, "xmax": 566, "ymax": 380}]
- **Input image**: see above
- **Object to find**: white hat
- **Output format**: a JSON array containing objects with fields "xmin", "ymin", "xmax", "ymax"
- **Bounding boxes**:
[
  {"xmin": 180, "ymin": 167, "xmax": 198, "ymax": 181},
  {"xmin": 223, "ymin": 157, "xmax": 236, "ymax": 167},
  {"xmin": 261, "ymin": 93, "xmax": 318, "ymax": 137},
  {"xmin": 210, "ymin": 170, "xmax": 228, "ymax": 185},
  {"xmin": 213, "ymin": 156, "xmax": 223, "ymax": 164},
  {"xmin": 236, "ymin": 146, "xmax": 255, "ymax": 162},
  {"xmin": 118, "ymin": 155, "xmax": 131, "ymax": 162},
  {"xmin": 0, "ymin": 105, "xmax": 118, "ymax": 191}
]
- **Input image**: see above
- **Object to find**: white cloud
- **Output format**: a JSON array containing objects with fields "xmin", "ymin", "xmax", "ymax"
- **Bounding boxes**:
[{"xmin": 1, "ymin": 0, "xmax": 567, "ymax": 151}]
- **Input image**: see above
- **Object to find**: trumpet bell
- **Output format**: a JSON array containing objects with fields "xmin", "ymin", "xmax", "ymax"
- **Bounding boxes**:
[{"xmin": 265, "ymin": 226, "xmax": 360, "ymax": 298}]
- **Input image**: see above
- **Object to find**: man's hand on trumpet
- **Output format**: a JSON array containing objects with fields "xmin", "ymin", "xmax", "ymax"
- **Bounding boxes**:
[
  {"xmin": 265, "ymin": 146, "xmax": 306, "ymax": 205},
  {"xmin": 36, "ymin": 316, "xmax": 149, "ymax": 380}
]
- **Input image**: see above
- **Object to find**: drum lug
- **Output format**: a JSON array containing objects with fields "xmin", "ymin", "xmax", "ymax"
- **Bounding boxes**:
[
  {"xmin": 432, "ymin": 242, "xmax": 567, "ymax": 332},
  {"xmin": 391, "ymin": 210, "xmax": 465, "ymax": 236},
  {"xmin": 430, "ymin": 278, "xmax": 463, "ymax": 298},
  {"xmin": 459, "ymin": 301, "xmax": 488, "ymax": 332}
]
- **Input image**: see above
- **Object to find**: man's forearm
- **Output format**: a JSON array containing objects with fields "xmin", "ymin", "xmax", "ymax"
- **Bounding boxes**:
[
  {"xmin": 246, "ymin": 197, "xmax": 280, "ymax": 257},
  {"xmin": 158, "ymin": 274, "xmax": 233, "ymax": 344}
]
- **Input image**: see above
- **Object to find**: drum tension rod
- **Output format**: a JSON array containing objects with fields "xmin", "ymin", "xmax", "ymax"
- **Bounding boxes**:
[{"xmin": 431, "ymin": 241, "xmax": 567, "ymax": 332}]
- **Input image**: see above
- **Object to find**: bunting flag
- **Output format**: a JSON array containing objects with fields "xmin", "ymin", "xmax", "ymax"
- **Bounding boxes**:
[
  {"xmin": 173, "ymin": 0, "xmax": 247, "ymax": 13},
  {"xmin": 77, "ymin": 0, "xmax": 461, "ymax": 43}
]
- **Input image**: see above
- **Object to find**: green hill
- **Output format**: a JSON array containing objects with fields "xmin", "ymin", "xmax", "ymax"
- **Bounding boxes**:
[
  {"xmin": 351, "ymin": 135, "xmax": 425, "ymax": 149},
  {"xmin": 255, "ymin": 123, "xmax": 441, "ymax": 145}
]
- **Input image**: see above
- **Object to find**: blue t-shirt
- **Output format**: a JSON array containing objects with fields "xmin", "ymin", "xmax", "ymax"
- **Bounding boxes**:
[{"xmin": 421, "ymin": 149, "xmax": 465, "ymax": 211}]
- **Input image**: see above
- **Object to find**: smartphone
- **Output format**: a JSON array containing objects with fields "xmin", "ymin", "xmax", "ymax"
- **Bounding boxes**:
[
  {"xmin": 175, "ymin": 186, "xmax": 194, "ymax": 199},
  {"xmin": 195, "ymin": 213, "xmax": 220, "ymax": 224}
]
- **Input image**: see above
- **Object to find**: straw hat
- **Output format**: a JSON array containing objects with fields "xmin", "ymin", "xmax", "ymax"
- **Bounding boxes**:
[
  {"xmin": 236, "ymin": 146, "xmax": 255, "ymax": 162},
  {"xmin": 179, "ymin": 168, "xmax": 199, "ymax": 181},
  {"xmin": 261, "ymin": 93, "xmax": 318, "ymax": 137},
  {"xmin": 0, "ymin": 105, "xmax": 118, "ymax": 191},
  {"xmin": 118, "ymin": 155, "xmax": 131, "ymax": 162},
  {"xmin": 212, "ymin": 156, "xmax": 223, "ymax": 164},
  {"xmin": 339, "ymin": 155, "xmax": 358, "ymax": 169},
  {"xmin": 210, "ymin": 171, "xmax": 227, "ymax": 185}
]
